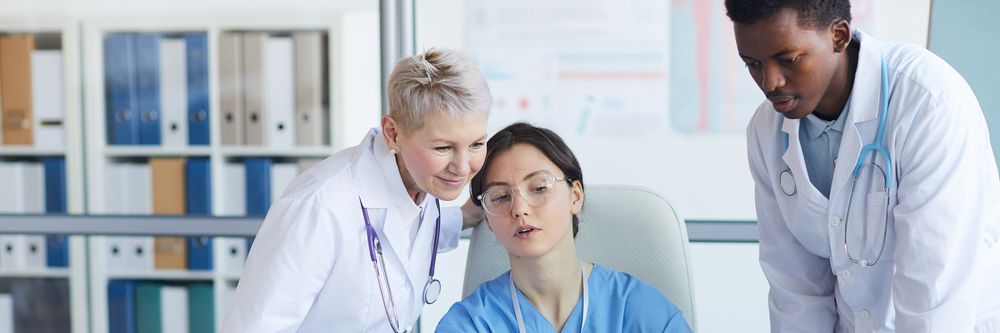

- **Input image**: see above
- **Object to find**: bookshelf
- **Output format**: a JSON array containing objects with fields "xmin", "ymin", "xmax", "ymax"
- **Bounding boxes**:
[
  {"xmin": 80, "ymin": 10, "xmax": 381, "ymax": 333},
  {"xmin": 0, "ymin": 19, "xmax": 89, "ymax": 333}
]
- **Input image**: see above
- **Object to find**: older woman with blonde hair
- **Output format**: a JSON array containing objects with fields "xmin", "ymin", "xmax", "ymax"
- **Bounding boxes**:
[{"xmin": 222, "ymin": 48, "xmax": 492, "ymax": 333}]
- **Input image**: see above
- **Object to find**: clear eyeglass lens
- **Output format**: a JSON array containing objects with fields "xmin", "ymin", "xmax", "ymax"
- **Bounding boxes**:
[{"xmin": 482, "ymin": 174, "xmax": 557, "ymax": 215}]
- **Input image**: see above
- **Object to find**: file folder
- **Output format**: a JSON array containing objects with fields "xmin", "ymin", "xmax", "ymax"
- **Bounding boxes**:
[
  {"xmin": 0, "ymin": 34, "xmax": 35, "ymax": 145},
  {"xmin": 0, "ymin": 294, "xmax": 11, "ymax": 333},
  {"xmin": 31, "ymin": 50, "xmax": 65, "ymax": 150},
  {"xmin": 135, "ymin": 33, "xmax": 162, "ymax": 146},
  {"xmin": 219, "ymin": 32, "xmax": 244, "ymax": 145},
  {"xmin": 294, "ymin": 32, "xmax": 328, "ymax": 146},
  {"xmin": 43, "ymin": 157, "xmax": 69, "ymax": 267},
  {"xmin": 136, "ymin": 283, "xmax": 162, "ymax": 333},
  {"xmin": 108, "ymin": 280, "xmax": 137, "ymax": 333},
  {"xmin": 220, "ymin": 237, "xmax": 247, "ymax": 273},
  {"xmin": 185, "ymin": 158, "xmax": 212, "ymax": 271},
  {"xmin": 270, "ymin": 162, "xmax": 298, "ymax": 203},
  {"xmin": 158, "ymin": 37, "xmax": 188, "ymax": 147},
  {"xmin": 161, "ymin": 285, "xmax": 189, "ymax": 333},
  {"xmin": 221, "ymin": 162, "xmax": 246, "ymax": 216},
  {"xmin": 242, "ymin": 33, "xmax": 266, "ymax": 146},
  {"xmin": 186, "ymin": 32, "xmax": 210, "ymax": 146},
  {"xmin": 187, "ymin": 283, "xmax": 214, "ymax": 333},
  {"xmin": 265, "ymin": 35, "xmax": 295, "ymax": 148},
  {"xmin": 104, "ymin": 33, "xmax": 140, "ymax": 145},
  {"xmin": 245, "ymin": 158, "xmax": 272, "ymax": 216},
  {"xmin": 22, "ymin": 236, "xmax": 46, "ymax": 270},
  {"xmin": 151, "ymin": 158, "xmax": 187, "ymax": 269}
]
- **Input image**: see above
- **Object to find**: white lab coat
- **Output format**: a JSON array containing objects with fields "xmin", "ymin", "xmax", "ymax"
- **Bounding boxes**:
[
  {"xmin": 747, "ymin": 30, "xmax": 1000, "ymax": 332},
  {"xmin": 221, "ymin": 128, "xmax": 463, "ymax": 333}
]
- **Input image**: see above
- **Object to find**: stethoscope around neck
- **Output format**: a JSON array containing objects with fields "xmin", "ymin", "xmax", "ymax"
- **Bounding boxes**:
[
  {"xmin": 778, "ymin": 54, "xmax": 894, "ymax": 267},
  {"xmin": 360, "ymin": 197, "xmax": 441, "ymax": 333}
]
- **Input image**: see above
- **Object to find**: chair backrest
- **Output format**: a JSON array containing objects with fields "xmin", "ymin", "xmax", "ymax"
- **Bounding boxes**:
[{"xmin": 462, "ymin": 184, "xmax": 697, "ymax": 330}]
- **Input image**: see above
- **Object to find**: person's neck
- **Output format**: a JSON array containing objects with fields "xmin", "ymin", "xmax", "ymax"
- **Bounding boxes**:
[
  {"xmin": 395, "ymin": 154, "xmax": 424, "ymax": 204},
  {"xmin": 813, "ymin": 40, "xmax": 860, "ymax": 121},
  {"xmin": 509, "ymin": 235, "xmax": 585, "ymax": 331}
]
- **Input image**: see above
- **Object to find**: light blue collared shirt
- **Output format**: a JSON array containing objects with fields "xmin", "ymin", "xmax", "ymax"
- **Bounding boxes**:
[{"xmin": 800, "ymin": 102, "xmax": 850, "ymax": 198}]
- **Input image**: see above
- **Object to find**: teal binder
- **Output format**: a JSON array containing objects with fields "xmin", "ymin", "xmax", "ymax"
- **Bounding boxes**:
[
  {"xmin": 187, "ymin": 283, "xmax": 214, "ymax": 333},
  {"xmin": 136, "ymin": 282, "xmax": 162, "ymax": 333}
]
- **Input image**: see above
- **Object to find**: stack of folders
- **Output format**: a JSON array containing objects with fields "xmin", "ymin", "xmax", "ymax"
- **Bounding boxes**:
[
  {"xmin": 0, "ymin": 158, "xmax": 70, "ymax": 271},
  {"xmin": 0, "ymin": 278, "xmax": 70, "ymax": 332},
  {"xmin": 108, "ymin": 280, "xmax": 214, "ymax": 333},
  {"xmin": 218, "ymin": 31, "xmax": 329, "ymax": 147},
  {"xmin": 103, "ymin": 32, "xmax": 210, "ymax": 146},
  {"xmin": 0, "ymin": 33, "xmax": 66, "ymax": 149},
  {"xmin": 104, "ymin": 158, "xmax": 215, "ymax": 272}
]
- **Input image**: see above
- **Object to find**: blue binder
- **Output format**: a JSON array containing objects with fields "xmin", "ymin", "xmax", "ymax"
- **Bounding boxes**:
[
  {"xmin": 185, "ymin": 158, "xmax": 213, "ymax": 270},
  {"xmin": 245, "ymin": 158, "xmax": 272, "ymax": 216},
  {"xmin": 108, "ymin": 280, "xmax": 137, "ymax": 333},
  {"xmin": 135, "ymin": 33, "xmax": 162, "ymax": 145},
  {"xmin": 43, "ymin": 157, "xmax": 69, "ymax": 267},
  {"xmin": 104, "ymin": 33, "xmax": 140, "ymax": 145},
  {"xmin": 186, "ymin": 33, "xmax": 210, "ymax": 145}
]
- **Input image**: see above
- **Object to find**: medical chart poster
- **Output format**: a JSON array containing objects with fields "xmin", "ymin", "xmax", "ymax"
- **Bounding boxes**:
[{"xmin": 465, "ymin": 0, "xmax": 873, "ymax": 220}]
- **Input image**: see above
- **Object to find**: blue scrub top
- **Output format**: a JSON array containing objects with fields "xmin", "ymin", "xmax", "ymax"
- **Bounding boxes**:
[{"xmin": 436, "ymin": 264, "xmax": 692, "ymax": 333}]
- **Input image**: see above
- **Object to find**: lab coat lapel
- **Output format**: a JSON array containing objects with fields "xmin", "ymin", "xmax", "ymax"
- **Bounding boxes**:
[
  {"xmin": 351, "ymin": 128, "xmax": 421, "ymax": 276},
  {"xmin": 830, "ymin": 30, "xmax": 883, "ymax": 203},
  {"xmin": 781, "ymin": 119, "xmax": 828, "ymax": 208}
]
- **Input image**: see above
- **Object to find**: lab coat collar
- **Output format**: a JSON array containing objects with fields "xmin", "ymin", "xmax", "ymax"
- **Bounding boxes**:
[
  {"xmin": 829, "ymin": 29, "xmax": 885, "ymax": 200},
  {"xmin": 351, "ymin": 128, "xmax": 426, "ymax": 219},
  {"xmin": 350, "ymin": 128, "xmax": 429, "ymax": 266},
  {"xmin": 780, "ymin": 29, "xmax": 884, "ymax": 205},
  {"xmin": 845, "ymin": 29, "xmax": 883, "ymax": 126}
]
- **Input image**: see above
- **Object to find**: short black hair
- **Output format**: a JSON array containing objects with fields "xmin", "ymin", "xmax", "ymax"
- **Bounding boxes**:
[
  {"xmin": 470, "ymin": 122, "xmax": 584, "ymax": 237},
  {"xmin": 725, "ymin": 0, "xmax": 852, "ymax": 28}
]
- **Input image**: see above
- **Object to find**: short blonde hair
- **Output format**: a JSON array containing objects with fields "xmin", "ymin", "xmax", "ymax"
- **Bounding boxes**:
[{"xmin": 387, "ymin": 48, "xmax": 492, "ymax": 132}]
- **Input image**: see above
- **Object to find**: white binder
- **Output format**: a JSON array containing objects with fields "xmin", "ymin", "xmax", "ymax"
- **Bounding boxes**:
[
  {"xmin": 22, "ymin": 235, "xmax": 47, "ymax": 270},
  {"xmin": 221, "ymin": 162, "xmax": 246, "ymax": 216},
  {"xmin": 161, "ymin": 285, "xmax": 190, "ymax": 333},
  {"xmin": 159, "ymin": 37, "xmax": 189, "ymax": 147},
  {"xmin": 220, "ymin": 237, "xmax": 248, "ymax": 274},
  {"xmin": 31, "ymin": 50, "xmax": 65, "ymax": 150},
  {"xmin": 0, "ymin": 237, "xmax": 25, "ymax": 271},
  {"xmin": 128, "ymin": 162, "xmax": 155, "ymax": 271},
  {"xmin": 264, "ymin": 35, "xmax": 295, "ymax": 148},
  {"xmin": 270, "ymin": 162, "xmax": 299, "ymax": 203},
  {"xmin": 0, "ymin": 294, "xmax": 12, "ymax": 333}
]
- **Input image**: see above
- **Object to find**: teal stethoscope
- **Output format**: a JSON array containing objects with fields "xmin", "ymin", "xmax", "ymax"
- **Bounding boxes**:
[{"xmin": 778, "ymin": 55, "xmax": 893, "ymax": 267}]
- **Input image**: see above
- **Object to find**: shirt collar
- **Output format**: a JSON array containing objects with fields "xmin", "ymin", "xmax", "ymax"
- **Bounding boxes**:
[{"xmin": 802, "ymin": 96, "xmax": 851, "ymax": 139}]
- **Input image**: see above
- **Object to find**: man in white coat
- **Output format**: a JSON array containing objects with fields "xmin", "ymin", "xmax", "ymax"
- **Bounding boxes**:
[{"xmin": 726, "ymin": 0, "xmax": 1000, "ymax": 331}]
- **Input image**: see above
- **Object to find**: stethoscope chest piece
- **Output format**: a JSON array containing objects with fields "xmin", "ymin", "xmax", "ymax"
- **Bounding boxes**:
[
  {"xmin": 779, "ymin": 169, "xmax": 796, "ymax": 196},
  {"xmin": 423, "ymin": 278, "xmax": 441, "ymax": 304}
]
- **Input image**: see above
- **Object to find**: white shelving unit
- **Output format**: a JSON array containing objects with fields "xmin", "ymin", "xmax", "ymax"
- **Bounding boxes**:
[
  {"xmin": 80, "ymin": 9, "xmax": 381, "ymax": 333},
  {"xmin": 0, "ymin": 19, "xmax": 89, "ymax": 333}
]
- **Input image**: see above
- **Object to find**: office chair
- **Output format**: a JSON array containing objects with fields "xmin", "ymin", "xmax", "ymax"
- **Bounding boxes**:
[{"xmin": 462, "ymin": 184, "xmax": 697, "ymax": 330}]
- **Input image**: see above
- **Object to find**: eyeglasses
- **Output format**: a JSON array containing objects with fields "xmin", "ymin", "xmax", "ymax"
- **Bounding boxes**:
[{"xmin": 476, "ymin": 171, "xmax": 570, "ymax": 216}]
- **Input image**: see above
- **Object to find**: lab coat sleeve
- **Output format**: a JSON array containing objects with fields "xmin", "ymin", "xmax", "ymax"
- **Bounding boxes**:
[
  {"xmin": 220, "ymin": 197, "xmax": 340, "ymax": 333},
  {"xmin": 438, "ymin": 206, "xmax": 462, "ymax": 253},
  {"xmin": 890, "ymin": 87, "xmax": 991, "ymax": 331},
  {"xmin": 748, "ymin": 120, "xmax": 838, "ymax": 332}
]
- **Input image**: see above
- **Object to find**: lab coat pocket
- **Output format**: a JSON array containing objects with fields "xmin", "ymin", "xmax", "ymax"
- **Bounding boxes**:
[{"xmin": 864, "ymin": 191, "xmax": 890, "ymax": 252}]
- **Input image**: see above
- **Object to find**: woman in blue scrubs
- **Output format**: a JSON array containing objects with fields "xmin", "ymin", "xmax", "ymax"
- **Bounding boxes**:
[{"xmin": 436, "ymin": 123, "xmax": 691, "ymax": 333}]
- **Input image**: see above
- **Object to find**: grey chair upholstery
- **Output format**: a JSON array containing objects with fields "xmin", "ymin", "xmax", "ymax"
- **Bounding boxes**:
[{"xmin": 462, "ymin": 184, "xmax": 698, "ymax": 330}]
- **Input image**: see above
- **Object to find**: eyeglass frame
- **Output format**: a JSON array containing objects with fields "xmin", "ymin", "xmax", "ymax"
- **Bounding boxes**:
[{"xmin": 475, "ymin": 170, "xmax": 574, "ymax": 216}]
